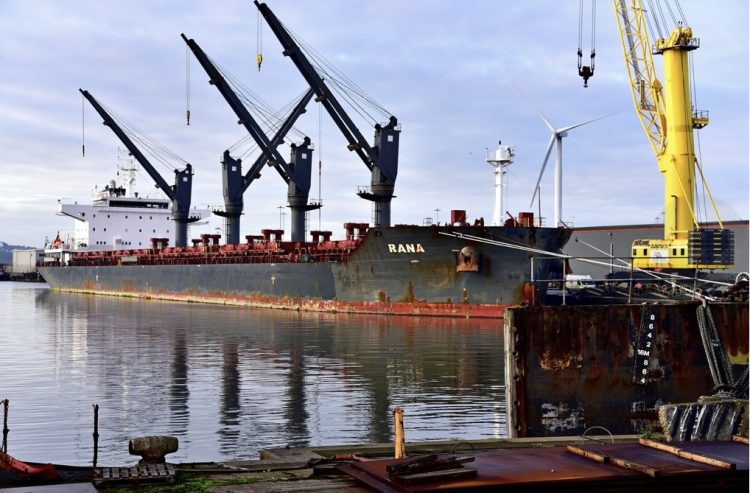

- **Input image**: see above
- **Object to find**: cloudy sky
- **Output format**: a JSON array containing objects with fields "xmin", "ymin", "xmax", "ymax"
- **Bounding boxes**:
[{"xmin": 0, "ymin": 0, "xmax": 747, "ymax": 247}]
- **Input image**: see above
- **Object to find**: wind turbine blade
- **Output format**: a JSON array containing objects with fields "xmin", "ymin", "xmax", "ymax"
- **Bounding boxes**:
[
  {"xmin": 529, "ymin": 134, "xmax": 556, "ymax": 207},
  {"xmin": 511, "ymin": 82, "xmax": 555, "ymax": 132},
  {"xmin": 559, "ymin": 108, "xmax": 624, "ymax": 133}
]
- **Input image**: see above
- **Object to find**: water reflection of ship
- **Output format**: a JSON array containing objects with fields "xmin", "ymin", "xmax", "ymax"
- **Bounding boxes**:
[
  {"xmin": 35, "ymin": 291, "xmax": 504, "ymax": 456},
  {"xmin": 218, "ymin": 342, "xmax": 241, "ymax": 451},
  {"xmin": 169, "ymin": 332, "xmax": 189, "ymax": 436}
]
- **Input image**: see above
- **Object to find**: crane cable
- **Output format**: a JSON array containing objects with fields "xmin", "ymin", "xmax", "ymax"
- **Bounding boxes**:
[
  {"xmin": 186, "ymin": 43, "xmax": 191, "ymax": 125},
  {"xmin": 689, "ymin": 49, "xmax": 709, "ymax": 224},
  {"xmin": 577, "ymin": 0, "xmax": 596, "ymax": 87},
  {"xmin": 689, "ymin": 49, "xmax": 724, "ymax": 229},
  {"xmin": 284, "ymin": 23, "xmax": 392, "ymax": 125},
  {"xmin": 97, "ymin": 99, "xmax": 188, "ymax": 174},
  {"xmin": 81, "ymin": 92, "xmax": 86, "ymax": 156},
  {"xmin": 318, "ymin": 102, "xmax": 323, "ymax": 231},
  {"xmin": 256, "ymin": 9, "xmax": 263, "ymax": 71}
]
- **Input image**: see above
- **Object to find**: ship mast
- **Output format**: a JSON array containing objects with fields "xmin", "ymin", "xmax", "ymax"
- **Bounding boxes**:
[
  {"xmin": 485, "ymin": 142, "xmax": 515, "ymax": 226},
  {"xmin": 117, "ymin": 149, "xmax": 138, "ymax": 198}
]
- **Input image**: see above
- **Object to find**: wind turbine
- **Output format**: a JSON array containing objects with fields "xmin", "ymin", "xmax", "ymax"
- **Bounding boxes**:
[{"xmin": 528, "ymin": 107, "xmax": 620, "ymax": 227}]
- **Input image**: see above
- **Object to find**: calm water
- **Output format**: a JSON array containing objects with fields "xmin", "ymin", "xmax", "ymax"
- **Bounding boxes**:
[{"xmin": 0, "ymin": 282, "xmax": 506, "ymax": 466}]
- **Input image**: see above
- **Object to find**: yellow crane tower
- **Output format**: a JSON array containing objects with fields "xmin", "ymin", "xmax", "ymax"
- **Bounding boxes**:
[{"xmin": 611, "ymin": 0, "xmax": 734, "ymax": 270}]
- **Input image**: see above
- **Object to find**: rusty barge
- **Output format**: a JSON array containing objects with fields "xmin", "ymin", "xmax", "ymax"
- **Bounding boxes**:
[{"xmin": 39, "ymin": 213, "xmax": 571, "ymax": 318}]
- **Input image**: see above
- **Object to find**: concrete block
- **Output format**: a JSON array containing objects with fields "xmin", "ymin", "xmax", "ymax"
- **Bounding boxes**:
[{"xmin": 128, "ymin": 436, "xmax": 179, "ymax": 464}]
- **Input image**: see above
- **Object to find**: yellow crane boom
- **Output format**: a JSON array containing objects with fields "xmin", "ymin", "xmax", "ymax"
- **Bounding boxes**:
[{"xmin": 612, "ymin": 0, "xmax": 733, "ymax": 270}]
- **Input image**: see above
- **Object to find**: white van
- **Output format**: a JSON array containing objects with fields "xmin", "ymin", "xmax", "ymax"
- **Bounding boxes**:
[{"xmin": 565, "ymin": 274, "xmax": 596, "ymax": 290}]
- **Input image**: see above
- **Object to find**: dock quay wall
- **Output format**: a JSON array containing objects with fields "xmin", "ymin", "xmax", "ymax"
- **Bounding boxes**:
[{"xmin": 504, "ymin": 302, "xmax": 748, "ymax": 438}]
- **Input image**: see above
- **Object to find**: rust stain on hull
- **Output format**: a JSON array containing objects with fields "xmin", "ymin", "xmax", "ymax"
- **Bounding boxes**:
[{"xmin": 49, "ymin": 286, "xmax": 509, "ymax": 319}]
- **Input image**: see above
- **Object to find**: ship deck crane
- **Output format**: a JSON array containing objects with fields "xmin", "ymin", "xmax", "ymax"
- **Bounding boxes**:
[
  {"xmin": 612, "ymin": 0, "xmax": 733, "ymax": 270},
  {"xmin": 218, "ymin": 91, "xmax": 314, "ymax": 245},
  {"xmin": 255, "ymin": 0, "xmax": 400, "ymax": 228},
  {"xmin": 182, "ymin": 34, "xmax": 319, "ymax": 243},
  {"xmin": 80, "ymin": 89, "xmax": 199, "ymax": 248}
]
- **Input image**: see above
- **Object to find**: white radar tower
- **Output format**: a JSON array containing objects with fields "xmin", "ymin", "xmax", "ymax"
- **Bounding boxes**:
[{"xmin": 485, "ymin": 141, "xmax": 515, "ymax": 226}]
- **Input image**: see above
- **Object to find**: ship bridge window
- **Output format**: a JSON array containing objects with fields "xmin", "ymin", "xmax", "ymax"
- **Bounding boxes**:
[
  {"xmin": 643, "ymin": 248, "xmax": 647, "ymax": 256},
  {"xmin": 80, "ymin": 212, "xmax": 85, "ymax": 217},
  {"xmin": 681, "ymin": 248, "xmax": 685, "ymax": 256}
]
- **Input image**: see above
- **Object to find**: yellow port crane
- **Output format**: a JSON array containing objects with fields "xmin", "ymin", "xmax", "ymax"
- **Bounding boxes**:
[{"xmin": 612, "ymin": 0, "xmax": 734, "ymax": 270}]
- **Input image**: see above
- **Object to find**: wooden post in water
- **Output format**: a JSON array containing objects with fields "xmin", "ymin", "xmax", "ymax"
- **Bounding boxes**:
[
  {"xmin": 393, "ymin": 407, "xmax": 406, "ymax": 459},
  {"xmin": 1, "ymin": 399, "xmax": 8, "ymax": 454},
  {"xmin": 92, "ymin": 403, "xmax": 99, "ymax": 468}
]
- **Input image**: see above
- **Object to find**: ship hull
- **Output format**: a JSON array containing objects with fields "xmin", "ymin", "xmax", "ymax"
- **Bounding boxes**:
[{"xmin": 39, "ymin": 225, "xmax": 570, "ymax": 318}]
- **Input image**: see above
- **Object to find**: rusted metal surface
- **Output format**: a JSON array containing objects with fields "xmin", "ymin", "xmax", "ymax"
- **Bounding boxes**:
[
  {"xmin": 504, "ymin": 302, "xmax": 749, "ymax": 437},
  {"xmin": 705, "ymin": 303, "xmax": 750, "ymax": 364},
  {"xmin": 638, "ymin": 437, "xmax": 737, "ymax": 469},
  {"xmin": 567, "ymin": 441, "xmax": 748, "ymax": 476},
  {"xmin": 337, "ymin": 440, "xmax": 749, "ymax": 492}
]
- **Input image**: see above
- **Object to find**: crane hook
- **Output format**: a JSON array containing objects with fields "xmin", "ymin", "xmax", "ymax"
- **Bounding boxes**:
[
  {"xmin": 256, "ymin": 9, "xmax": 263, "ymax": 71},
  {"xmin": 578, "ymin": 49, "xmax": 595, "ymax": 88},
  {"xmin": 577, "ymin": 0, "xmax": 596, "ymax": 88}
]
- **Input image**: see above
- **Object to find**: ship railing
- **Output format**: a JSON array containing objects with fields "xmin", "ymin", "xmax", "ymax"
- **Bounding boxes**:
[{"xmin": 530, "ymin": 254, "xmax": 733, "ymax": 304}]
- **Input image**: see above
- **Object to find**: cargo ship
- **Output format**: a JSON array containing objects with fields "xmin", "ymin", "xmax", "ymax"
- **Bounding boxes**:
[
  {"xmin": 37, "ymin": 0, "xmax": 576, "ymax": 319},
  {"xmin": 39, "ymin": 211, "xmax": 571, "ymax": 319}
]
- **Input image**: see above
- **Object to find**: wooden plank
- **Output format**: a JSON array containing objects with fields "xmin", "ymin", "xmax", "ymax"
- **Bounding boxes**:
[
  {"xmin": 639, "ymin": 438, "xmax": 736, "ymax": 470},
  {"xmin": 568, "ymin": 445, "xmax": 659, "ymax": 477},
  {"xmin": 608, "ymin": 456, "xmax": 660, "ymax": 477},
  {"xmin": 566, "ymin": 445, "xmax": 610, "ymax": 463},
  {"xmin": 732, "ymin": 435, "xmax": 749, "ymax": 445}
]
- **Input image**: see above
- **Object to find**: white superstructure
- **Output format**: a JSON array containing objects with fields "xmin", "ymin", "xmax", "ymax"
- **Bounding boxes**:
[{"xmin": 51, "ymin": 157, "xmax": 210, "ymax": 251}]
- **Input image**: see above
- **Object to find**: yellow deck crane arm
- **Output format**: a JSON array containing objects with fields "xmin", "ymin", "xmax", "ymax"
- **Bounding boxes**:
[{"xmin": 611, "ymin": 0, "xmax": 733, "ymax": 270}]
